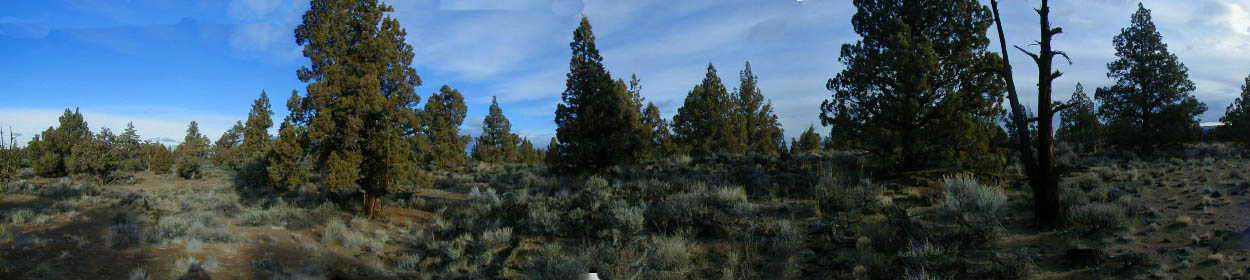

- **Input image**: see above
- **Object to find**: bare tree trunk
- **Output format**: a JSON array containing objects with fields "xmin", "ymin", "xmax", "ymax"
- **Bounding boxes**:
[{"xmin": 990, "ymin": 0, "xmax": 1064, "ymax": 228}]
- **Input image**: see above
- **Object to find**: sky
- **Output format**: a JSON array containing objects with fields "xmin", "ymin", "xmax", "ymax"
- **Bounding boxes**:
[{"xmin": 2, "ymin": 0, "xmax": 1249, "ymax": 147}]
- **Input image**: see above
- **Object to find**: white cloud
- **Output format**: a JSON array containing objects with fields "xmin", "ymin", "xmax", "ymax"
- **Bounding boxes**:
[{"xmin": 225, "ymin": 0, "xmax": 306, "ymax": 63}]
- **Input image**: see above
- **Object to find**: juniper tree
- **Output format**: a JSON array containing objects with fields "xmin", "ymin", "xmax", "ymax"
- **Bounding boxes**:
[
  {"xmin": 640, "ymin": 102, "xmax": 675, "ymax": 159},
  {"xmin": 144, "ymin": 142, "xmax": 174, "ymax": 175},
  {"xmin": 820, "ymin": 0, "xmax": 1006, "ymax": 176},
  {"xmin": 473, "ymin": 96, "xmax": 520, "ymax": 164},
  {"xmin": 544, "ymin": 137, "xmax": 561, "ymax": 168},
  {"xmin": 674, "ymin": 64, "xmax": 746, "ymax": 157},
  {"xmin": 553, "ymin": 17, "xmax": 646, "ymax": 172},
  {"xmin": 213, "ymin": 121, "xmax": 245, "ymax": 169},
  {"xmin": 293, "ymin": 0, "xmax": 426, "ymax": 217},
  {"xmin": 30, "ymin": 108, "xmax": 91, "ymax": 177},
  {"xmin": 1056, "ymin": 84, "xmax": 1104, "ymax": 153},
  {"xmin": 175, "ymin": 121, "xmax": 209, "ymax": 179},
  {"xmin": 420, "ymin": 85, "xmax": 470, "ymax": 169},
  {"xmin": 1096, "ymin": 3, "xmax": 1206, "ymax": 156},
  {"xmin": 268, "ymin": 119, "xmax": 313, "ymax": 191},
  {"xmin": 117, "ymin": 122, "xmax": 145, "ymax": 171},
  {"xmin": 516, "ymin": 138, "xmax": 543, "ymax": 165},
  {"xmin": 795, "ymin": 125, "xmax": 822, "ymax": 153},
  {"xmin": 67, "ymin": 128, "xmax": 120, "ymax": 185},
  {"xmin": 1221, "ymin": 75, "xmax": 1250, "ymax": 151},
  {"xmin": 735, "ymin": 62, "xmax": 784, "ymax": 156},
  {"xmin": 243, "ymin": 91, "xmax": 273, "ymax": 161}
]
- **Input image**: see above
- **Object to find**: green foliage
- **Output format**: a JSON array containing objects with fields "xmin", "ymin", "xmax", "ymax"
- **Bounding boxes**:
[
  {"xmin": 212, "ymin": 121, "xmax": 245, "ymax": 169},
  {"xmin": 175, "ymin": 121, "xmax": 210, "ymax": 179},
  {"xmin": 640, "ymin": 102, "xmax": 676, "ymax": 159},
  {"xmin": 422, "ymin": 85, "xmax": 470, "ymax": 170},
  {"xmin": 292, "ymin": 0, "xmax": 429, "ymax": 211},
  {"xmin": 115, "ymin": 122, "xmax": 145, "ymax": 171},
  {"xmin": 792, "ymin": 125, "xmax": 822, "ymax": 154},
  {"xmin": 66, "ymin": 128, "xmax": 121, "ymax": 184},
  {"xmin": 1056, "ymin": 84, "xmax": 1104, "ymax": 153},
  {"xmin": 735, "ymin": 62, "xmax": 785, "ymax": 156},
  {"xmin": 145, "ymin": 143, "xmax": 174, "ymax": 175},
  {"xmin": 29, "ymin": 108, "xmax": 91, "ymax": 177},
  {"xmin": 819, "ymin": 0, "xmax": 1006, "ymax": 176},
  {"xmin": 473, "ymin": 96, "xmax": 521, "ymax": 164},
  {"xmin": 266, "ymin": 120, "xmax": 313, "ymax": 191},
  {"xmin": 1220, "ymin": 75, "xmax": 1250, "ymax": 151},
  {"xmin": 674, "ymin": 64, "xmax": 746, "ymax": 157},
  {"xmin": 553, "ymin": 17, "xmax": 647, "ymax": 172},
  {"xmin": 1066, "ymin": 202, "xmax": 1127, "ymax": 236},
  {"xmin": 1096, "ymin": 3, "xmax": 1206, "ymax": 156}
]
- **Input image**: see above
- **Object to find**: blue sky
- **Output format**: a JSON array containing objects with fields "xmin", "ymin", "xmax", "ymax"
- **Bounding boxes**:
[{"xmin": 3, "ymin": 0, "xmax": 1249, "ymax": 147}]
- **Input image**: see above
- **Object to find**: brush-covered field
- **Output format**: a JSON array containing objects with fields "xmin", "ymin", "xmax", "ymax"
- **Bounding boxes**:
[{"xmin": 1, "ymin": 143, "xmax": 1248, "ymax": 279}]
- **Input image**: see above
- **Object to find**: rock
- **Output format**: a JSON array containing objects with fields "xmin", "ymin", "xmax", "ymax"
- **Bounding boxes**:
[{"xmin": 1065, "ymin": 248, "xmax": 1107, "ymax": 267}]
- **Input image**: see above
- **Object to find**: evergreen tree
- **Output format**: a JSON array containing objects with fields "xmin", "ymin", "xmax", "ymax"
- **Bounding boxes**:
[
  {"xmin": 544, "ymin": 137, "xmax": 561, "ymax": 168},
  {"xmin": 30, "ymin": 108, "xmax": 91, "ymax": 177},
  {"xmin": 1220, "ymin": 75, "xmax": 1250, "ymax": 151},
  {"xmin": 213, "ymin": 121, "xmax": 245, "ymax": 169},
  {"xmin": 516, "ymin": 138, "xmax": 543, "ymax": 164},
  {"xmin": 795, "ymin": 125, "xmax": 822, "ymax": 153},
  {"xmin": 144, "ymin": 142, "xmax": 174, "ymax": 175},
  {"xmin": 243, "ymin": 91, "xmax": 273, "ymax": 161},
  {"xmin": 268, "ymin": 119, "xmax": 313, "ymax": 191},
  {"xmin": 175, "ymin": 121, "xmax": 209, "ymax": 179},
  {"xmin": 117, "ymin": 122, "xmax": 145, "ymax": 171},
  {"xmin": 1096, "ymin": 3, "xmax": 1206, "ymax": 156},
  {"xmin": 553, "ymin": 17, "xmax": 646, "ymax": 172},
  {"xmin": 735, "ymin": 62, "xmax": 784, "ymax": 155},
  {"xmin": 640, "ymin": 102, "xmax": 675, "ymax": 159},
  {"xmin": 473, "ymin": 96, "xmax": 520, "ymax": 163},
  {"xmin": 67, "ymin": 128, "xmax": 120, "ymax": 185},
  {"xmin": 819, "ymin": 0, "xmax": 1006, "ymax": 176},
  {"xmin": 423, "ymin": 85, "xmax": 470, "ymax": 169},
  {"xmin": 293, "ymin": 0, "xmax": 426, "ymax": 217},
  {"xmin": 673, "ymin": 64, "xmax": 746, "ymax": 157},
  {"xmin": 1056, "ymin": 84, "xmax": 1104, "ymax": 153}
]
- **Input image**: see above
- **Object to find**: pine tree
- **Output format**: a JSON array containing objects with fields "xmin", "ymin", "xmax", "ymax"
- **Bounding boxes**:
[
  {"xmin": 820, "ymin": 0, "xmax": 1005, "ymax": 176},
  {"xmin": 473, "ymin": 96, "xmax": 520, "ymax": 163},
  {"xmin": 67, "ymin": 128, "xmax": 120, "ymax": 185},
  {"xmin": 1056, "ymin": 84, "xmax": 1104, "ymax": 153},
  {"xmin": 144, "ymin": 142, "xmax": 174, "ymax": 175},
  {"xmin": 516, "ymin": 138, "xmax": 543, "ymax": 164},
  {"xmin": 553, "ymin": 17, "xmax": 646, "ymax": 172},
  {"xmin": 293, "ymin": 0, "xmax": 426, "ymax": 217},
  {"xmin": 1096, "ymin": 3, "xmax": 1206, "ymax": 156},
  {"xmin": 544, "ymin": 137, "xmax": 561, "ymax": 168},
  {"xmin": 735, "ymin": 62, "xmax": 784, "ymax": 155},
  {"xmin": 1221, "ymin": 75, "xmax": 1250, "ymax": 151},
  {"xmin": 243, "ymin": 91, "xmax": 273, "ymax": 161},
  {"xmin": 421, "ymin": 85, "xmax": 470, "ymax": 169},
  {"xmin": 673, "ymin": 64, "xmax": 746, "ymax": 157},
  {"xmin": 30, "ymin": 108, "xmax": 91, "ymax": 177}
]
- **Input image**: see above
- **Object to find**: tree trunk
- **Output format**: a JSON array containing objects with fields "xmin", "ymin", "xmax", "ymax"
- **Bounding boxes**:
[{"xmin": 991, "ymin": 0, "xmax": 1063, "ymax": 228}]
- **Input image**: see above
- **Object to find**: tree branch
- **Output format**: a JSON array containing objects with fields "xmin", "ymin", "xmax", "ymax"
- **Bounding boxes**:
[
  {"xmin": 1052, "ymin": 102, "xmax": 1075, "ymax": 113},
  {"xmin": 1014, "ymin": 45, "xmax": 1041, "ymax": 63}
]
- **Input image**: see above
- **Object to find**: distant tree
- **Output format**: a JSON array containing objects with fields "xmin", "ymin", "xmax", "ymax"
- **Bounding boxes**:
[
  {"xmin": 640, "ymin": 102, "xmax": 675, "ymax": 159},
  {"xmin": 116, "ymin": 122, "xmax": 145, "ymax": 171},
  {"xmin": 1096, "ymin": 3, "xmax": 1206, "ymax": 156},
  {"xmin": 67, "ymin": 128, "xmax": 120, "ymax": 185},
  {"xmin": 242, "ymin": 91, "xmax": 273, "ymax": 161},
  {"xmin": 175, "ymin": 121, "xmax": 210, "ymax": 179},
  {"xmin": 422, "ymin": 85, "xmax": 470, "ymax": 169},
  {"xmin": 545, "ymin": 137, "xmax": 561, "ymax": 168},
  {"xmin": 1056, "ymin": 84, "xmax": 1104, "ymax": 153},
  {"xmin": 293, "ymin": 0, "xmax": 426, "ymax": 217},
  {"xmin": 516, "ymin": 138, "xmax": 543, "ymax": 164},
  {"xmin": 212, "ymin": 121, "xmax": 245, "ymax": 169},
  {"xmin": 1221, "ymin": 75, "xmax": 1250, "ymax": 151},
  {"xmin": 473, "ymin": 96, "xmax": 520, "ymax": 164},
  {"xmin": 144, "ymin": 142, "xmax": 174, "ymax": 175},
  {"xmin": 29, "ymin": 108, "xmax": 91, "ymax": 177},
  {"xmin": 553, "ymin": 17, "xmax": 646, "ymax": 172},
  {"xmin": 795, "ymin": 125, "xmax": 823, "ymax": 153},
  {"xmin": 674, "ymin": 64, "xmax": 746, "ymax": 157},
  {"xmin": 820, "ymin": 0, "xmax": 1006, "ymax": 176},
  {"xmin": 735, "ymin": 62, "xmax": 784, "ymax": 156}
]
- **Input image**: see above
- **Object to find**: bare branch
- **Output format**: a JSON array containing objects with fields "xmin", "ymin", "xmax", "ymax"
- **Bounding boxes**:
[
  {"xmin": 1014, "ymin": 45, "xmax": 1041, "ymax": 63},
  {"xmin": 1053, "ymin": 50, "xmax": 1072, "ymax": 64}
]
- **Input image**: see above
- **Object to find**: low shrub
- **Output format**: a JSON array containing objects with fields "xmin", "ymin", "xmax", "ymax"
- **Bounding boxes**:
[
  {"xmin": 940, "ymin": 174, "xmax": 1007, "ymax": 244},
  {"xmin": 523, "ymin": 244, "xmax": 589, "ymax": 280},
  {"xmin": 1067, "ymin": 202, "xmax": 1127, "ymax": 236}
]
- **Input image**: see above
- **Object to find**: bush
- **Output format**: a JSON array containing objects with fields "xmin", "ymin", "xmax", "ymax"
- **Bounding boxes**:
[
  {"xmin": 1067, "ymin": 202, "xmax": 1127, "ymax": 236},
  {"xmin": 940, "ymin": 174, "xmax": 1007, "ymax": 244},
  {"xmin": 646, "ymin": 235, "xmax": 695, "ymax": 279},
  {"xmin": 523, "ymin": 245, "xmax": 589, "ymax": 280},
  {"xmin": 176, "ymin": 155, "xmax": 202, "ymax": 179}
]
